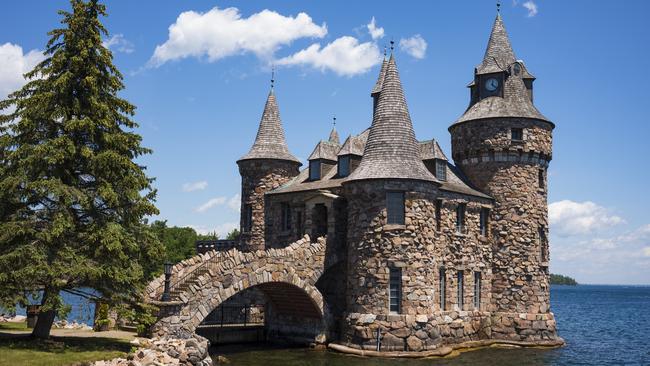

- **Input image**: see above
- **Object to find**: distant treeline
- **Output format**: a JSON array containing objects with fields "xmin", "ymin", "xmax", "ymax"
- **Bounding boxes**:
[{"xmin": 550, "ymin": 274, "xmax": 578, "ymax": 285}]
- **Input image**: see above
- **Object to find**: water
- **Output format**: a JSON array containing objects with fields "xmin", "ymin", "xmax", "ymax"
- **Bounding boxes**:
[
  {"xmin": 213, "ymin": 285, "xmax": 650, "ymax": 366},
  {"xmin": 8, "ymin": 289, "xmax": 97, "ymax": 326}
]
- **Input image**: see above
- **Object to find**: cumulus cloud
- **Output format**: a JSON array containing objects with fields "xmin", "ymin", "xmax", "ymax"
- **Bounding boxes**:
[
  {"xmin": 276, "ymin": 36, "xmax": 382, "ymax": 76},
  {"xmin": 103, "ymin": 34, "xmax": 134, "ymax": 54},
  {"xmin": 0, "ymin": 43, "xmax": 44, "ymax": 100},
  {"xmin": 186, "ymin": 222, "xmax": 238, "ymax": 237},
  {"xmin": 194, "ymin": 197, "xmax": 226, "ymax": 213},
  {"xmin": 228, "ymin": 194, "xmax": 241, "ymax": 213},
  {"xmin": 522, "ymin": 1, "xmax": 538, "ymax": 17},
  {"xmin": 399, "ymin": 35, "xmax": 427, "ymax": 59},
  {"xmin": 549, "ymin": 200, "xmax": 625, "ymax": 237},
  {"xmin": 149, "ymin": 7, "xmax": 327, "ymax": 67},
  {"xmin": 366, "ymin": 17, "xmax": 384, "ymax": 40},
  {"xmin": 182, "ymin": 180, "xmax": 208, "ymax": 192}
]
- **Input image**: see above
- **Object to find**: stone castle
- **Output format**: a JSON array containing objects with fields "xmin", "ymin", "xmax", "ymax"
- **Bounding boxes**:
[{"xmin": 149, "ymin": 12, "xmax": 563, "ymax": 356}]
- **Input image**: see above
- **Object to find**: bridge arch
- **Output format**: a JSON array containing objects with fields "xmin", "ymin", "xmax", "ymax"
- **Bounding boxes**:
[{"xmin": 149, "ymin": 236, "xmax": 329, "ymax": 342}]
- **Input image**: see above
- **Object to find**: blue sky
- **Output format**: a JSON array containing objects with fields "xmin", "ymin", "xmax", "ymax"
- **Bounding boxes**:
[{"xmin": 1, "ymin": 0, "xmax": 649, "ymax": 284}]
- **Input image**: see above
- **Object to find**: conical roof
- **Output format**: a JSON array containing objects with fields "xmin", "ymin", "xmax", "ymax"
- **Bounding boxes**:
[
  {"xmin": 347, "ymin": 55, "xmax": 436, "ymax": 183},
  {"xmin": 238, "ymin": 89, "xmax": 301, "ymax": 164},
  {"xmin": 477, "ymin": 14, "xmax": 516, "ymax": 75},
  {"xmin": 371, "ymin": 56, "xmax": 388, "ymax": 95},
  {"xmin": 328, "ymin": 127, "xmax": 340, "ymax": 144}
]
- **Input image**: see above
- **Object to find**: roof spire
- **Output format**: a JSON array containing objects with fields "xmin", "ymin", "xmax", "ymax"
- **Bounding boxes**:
[
  {"xmin": 328, "ymin": 116, "xmax": 340, "ymax": 144},
  {"xmin": 347, "ymin": 55, "xmax": 435, "ymax": 183},
  {"xmin": 476, "ymin": 10, "xmax": 516, "ymax": 74},
  {"xmin": 238, "ymin": 86, "xmax": 300, "ymax": 164}
]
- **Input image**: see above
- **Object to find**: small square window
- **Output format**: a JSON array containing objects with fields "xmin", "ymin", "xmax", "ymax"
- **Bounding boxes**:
[
  {"xmin": 511, "ymin": 128, "xmax": 524, "ymax": 141},
  {"xmin": 386, "ymin": 192, "xmax": 405, "ymax": 225}
]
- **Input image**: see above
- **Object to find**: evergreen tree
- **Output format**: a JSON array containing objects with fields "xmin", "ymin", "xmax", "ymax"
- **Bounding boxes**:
[{"xmin": 0, "ymin": 0, "xmax": 162, "ymax": 338}]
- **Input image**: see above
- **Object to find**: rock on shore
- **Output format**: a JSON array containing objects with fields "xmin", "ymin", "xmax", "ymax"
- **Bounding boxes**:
[{"xmin": 93, "ymin": 335, "xmax": 212, "ymax": 366}]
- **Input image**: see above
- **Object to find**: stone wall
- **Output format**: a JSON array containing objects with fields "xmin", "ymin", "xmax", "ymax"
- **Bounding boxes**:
[
  {"xmin": 340, "ymin": 179, "xmax": 494, "ymax": 350},
  {"xmin": 449, "ymin": 117, "xmax": 559, "ymax": 342},
  {"xmin": 238, "ymin": 159, "xmax": 300, "ymax": 251}
]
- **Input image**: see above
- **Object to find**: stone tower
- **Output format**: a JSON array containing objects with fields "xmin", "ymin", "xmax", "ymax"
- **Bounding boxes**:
[
  {"xmin": 449, "ymin": 13, "xmax": 556, "ymax": 329},
  {"xmin": 237, "ymin": 86, "xmax": 301, "ymax": 251}
]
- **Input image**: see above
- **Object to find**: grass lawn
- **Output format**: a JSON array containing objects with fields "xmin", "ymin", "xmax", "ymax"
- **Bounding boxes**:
[
  {"xmin": 0, "ymin": 324, "xmax": 132, "ymax": 366},
  {"xmin": 0, "ymin": 322, "xmax": 28, "ymax": 331}
]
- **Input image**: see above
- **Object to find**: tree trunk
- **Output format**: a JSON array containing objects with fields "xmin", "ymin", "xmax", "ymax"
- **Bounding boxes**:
[{"xmin": 31, "ymin": 289, "xmax": 58, "ymax": 339}]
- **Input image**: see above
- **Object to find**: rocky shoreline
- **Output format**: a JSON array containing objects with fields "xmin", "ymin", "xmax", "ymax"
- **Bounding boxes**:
[{"xmin": 92, "ymin": 336, "xmax": 214, "ymax": 366}]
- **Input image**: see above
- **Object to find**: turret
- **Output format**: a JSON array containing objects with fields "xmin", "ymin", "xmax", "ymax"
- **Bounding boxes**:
[
  {"xmin": 449, "ymin": 13, "xmax": 558, "ymax": 340},
  {"xmin": 237, "ymin": 83, "xmax": 301, "ymax": 251}
]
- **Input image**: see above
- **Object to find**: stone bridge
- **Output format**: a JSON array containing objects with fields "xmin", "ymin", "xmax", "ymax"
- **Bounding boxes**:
[{"xmin": 146, "ymin": 235, "xmax": 329, "ymax": 341}]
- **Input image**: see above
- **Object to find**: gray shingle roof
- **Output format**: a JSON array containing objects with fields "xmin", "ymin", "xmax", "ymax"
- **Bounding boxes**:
[
  {"xmin": 477, "ymin": 14, "xmax": 515, "ymax": 75},
  {"xmin": 328, "ymin": 127, "xmax": 340, "ymax": 144},
  {"xmin": 338, "ymin": 129, "xmax": 369, "ymax": 157},
  {"xmin": 308, "ymin": 140, "xmax": 340, "ymax": 162},
  {"xmin": 419, "ymin": 139, "xmax": 448, "ymax": 161},
  {"xmin": 371, "ymin": 57, "xmax": 388, "ymax": 95},
  {"xmin": 238, "ymin": 90, "xmax": 301, "ymax": 164},
  {"xmin": 346, "ymin": 55, "xmax": 436, "ymax": 183}
]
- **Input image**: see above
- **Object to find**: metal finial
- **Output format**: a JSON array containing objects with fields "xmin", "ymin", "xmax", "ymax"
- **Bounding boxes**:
[
  {"xmin": 333, "ymin": 116, "xmax": 337, "ymax": 128},
  {"xmin": 271, "ymin": 66, "xmax": 275, "ymax": 89},
  {"xmin": 497, "ymin": 1, "xmax": 501, "ymax": 13},
  {"xmin": 390, "ymin": 39, "xmax": 395, "ymax": 53}
]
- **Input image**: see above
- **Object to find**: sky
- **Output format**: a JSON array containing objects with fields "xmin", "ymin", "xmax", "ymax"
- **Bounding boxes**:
[{"xmin": 1, "ymin": 0, "xmax": 649, "ymax": 285}]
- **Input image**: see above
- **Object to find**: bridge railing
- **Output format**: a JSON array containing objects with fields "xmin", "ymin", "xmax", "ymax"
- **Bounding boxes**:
[
  {"xmin": 195, "ymin": 239, "xmax": 238, "ymax": 254},
  {"xmin": 199, "ymin": 304, "xmax": 265, "ymax": 327}
]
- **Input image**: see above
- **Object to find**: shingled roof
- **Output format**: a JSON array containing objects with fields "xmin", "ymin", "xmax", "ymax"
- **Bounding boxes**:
[
  {"xmin": 371, "ymin": 56, "xmax": 388, "ymax": 95},
  {"xmin": 476, "ymin": 14, "xmax": 516, "ymax": 75},
  {"xmin": 338, "ymin": 129, "xmax": 369, "ymax": 157},
  {"xmin": 419, "ymin": 139, "xmax": 448, "ymax": 161},
  {"xmin": 238, "ymin": 89, "xmax": 301, "ymax": 164},
  {"xmin": 346, "ymin": 55, "xmax": 436, "ymax": 183},
  {"xmin": 328, "ymin": 127, "xmax": 340, "ymax": 144},
  {"xmin": 308, "ymin": 140, "xmax": 340, "ymax": 162}
]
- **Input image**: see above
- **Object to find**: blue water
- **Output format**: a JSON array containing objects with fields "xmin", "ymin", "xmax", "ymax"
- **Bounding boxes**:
[
  {"xmin": 216, "ymin": 285, "xmax": 650, "ymax": 365},
  {"xmin": 8, "ymin": 290, "xmax": 97, "ymax": 326}
]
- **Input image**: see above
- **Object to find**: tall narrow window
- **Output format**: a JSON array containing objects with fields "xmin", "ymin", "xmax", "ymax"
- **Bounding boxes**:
[
  {"xmin": 538, "ymin": 168, "xmax": 545, "ymax": 189},
  {"xmin": 439, "ymin": 267, "xmax": 446, "ymax": 311},
  {"xmin": 539, "ymin": 226, "xmax": 547, "ymax": 262},
  {"xmin": 338, "ymin": 156, "xmax": 350, "ymax": 177},
  {"xmin": 386, "ymin": 192, "xmax": 405, "ymax": 225},
  {"xmin": 389, "ymin": 267, "xmax": 402, "ymax": 314},
  {"xmin": 435, "ymin": 159, "xmax": 447, "ymax": 181},
  {"xmin": 281, "ymin": 203, "xmax": 291, "ymax": 231},
  {"xmin": 480, "ymin": 208, "xmax": 489, "ymax": 236},
  {"xmin": 309, "ymin": 160, "xmax": 321, "ymax": 180},
  {"xmin": 474, "ymin": 272, "xmax": 481, "ymax": 310},
  {"xmin": 435, "ymin": 200, "xmax": 442, "ymax": 231},
  {"xmin": 243, "ymin": 204, "xmax": 253, "ymax": 232},
  {"xmin": 456, "ymin": 203, "xmax": 466, "ymax": 234},
  {"xmin": 511, "ymin": 128, "xmax": 523, "ymax": 141},
  {"xmin": 296, "ymin": 211, "xmax": 303, "ymax": 236},
  {"xmin": 457, "ymin": 271, "xmax": 464, "ymax": 310}
]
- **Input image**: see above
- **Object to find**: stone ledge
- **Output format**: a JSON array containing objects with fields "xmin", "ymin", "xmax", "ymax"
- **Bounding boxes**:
[{"xmin": 328, "ymin": 337, "xmax": 565, "ymax": 358}]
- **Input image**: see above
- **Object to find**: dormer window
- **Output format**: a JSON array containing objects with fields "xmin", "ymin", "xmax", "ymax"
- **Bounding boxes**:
[
  {"xmin": 511, "ymin": 128, "xmax": 523, "ymax": 142},
  {"xmin": 435, "ymin": 159, "xmax": 447, "ymax": 181},
  {"xmin": 309, "ymin": 160, "xmax": 321, "ymax": 180},
  {"xmin": 338, "ymin": 156, "xmax": 350, "ymax": 177}
]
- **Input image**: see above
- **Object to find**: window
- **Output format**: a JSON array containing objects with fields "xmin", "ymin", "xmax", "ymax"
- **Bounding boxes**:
[
  {"xmin": 309, "ymin": 160, "xmax": 321, "ymax": 180},
  {"xmin": 281, "ymin": 203, "xmax": 291, "ymax": 231},
  {"xmin": 296, "ymin": 211, "xmax": 303, "ymax": 236},
  {"xmin": 511, "ymin": 128, "xmax": 523, "ymax": 141},
  {"xmin": 439, "ymin": 268, "xmax": 446, "ymax": 311},
  {"xmin": 474, "ymin": 272, "xmax": 481, "ymax": 310},
  {"xmin": 386, "ymin": 192, "xmax": 405, "ymax": 225},
  {"xmin": 457, "ymin": 271, "xmax": 464, "ymax": 310},
  {"xmin": 435, "ymin": 200, "xmax": 442, "ymax": 231},
  {"xmin": 389, "ymin": 267, "xmax": 402, "ymax": 313},
  {"xmin": 538, "ymin": 168, "xmax": 545, "ymax": 189},
  {"xmin": 435, "ymin": 159, "xmax": 447, "ymax": 181},
  {"xmin": 243, "ymin": 204, "xmax": 253, "ymax": 232},
  {"xmin": 539, "ymin": 226, "xmax": 547, "ymax": 262},
  {"xmin": 338, "ymin": 156, "xmax": 350, "ymax": 177},
  {"xmin": 480, "ymin": 208, "xmax": 489, "ymax": 236},
  {"xmin": 456, "ymin": 203, "xmax": 466, "ymax": 234}
]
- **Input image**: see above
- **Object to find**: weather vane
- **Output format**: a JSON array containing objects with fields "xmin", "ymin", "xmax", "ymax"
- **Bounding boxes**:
[
  {"xmin": 333, "ymin": 116, "xmax": 337, "ymax": 128},
  {"xmin": 390, "ymin": 39, "xmax": 395, "ymax": 52},
  {"xmin": 497, "ymin": 1, "xmax": 501, "ymax": 13},
  {"xmin": 271, "ymin": 66, "xmax": 275, "ymax": 89}
]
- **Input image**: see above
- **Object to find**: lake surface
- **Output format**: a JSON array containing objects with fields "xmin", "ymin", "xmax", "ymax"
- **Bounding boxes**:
[{"xmin": 213, "ymin": 285, "xmax": 650, "ymax": 366}]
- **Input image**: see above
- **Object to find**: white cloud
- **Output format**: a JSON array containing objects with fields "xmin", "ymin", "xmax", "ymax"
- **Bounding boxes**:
[
  {"xmin": 194, "ymin": 197, "xmax": 226, "ymax": 213},
  {"xmin": 549, "ymin": 200, "xmax": 625, "ymax": 237},
  {"xmin": 0, "ymin": 43, "xmax": 44, "ymax": 100},
  {"xmin": 276, "ymin": 36, "xmax": 381, "ymax": 76},
  {"xmin": 186, "ymin": 222, "xmax": 238, "ymax": 237},
  {"xmin": 399, "ymin": 35, "xmax": 427, "ymax": 59},
  {"xmin": 522, "ymin": 1, "xmax": 538, "ymax": 17},
  {"xmin": 366, "ymin": 17, "xmax": 384, "ymax": 40},
  {"xmin": 228, "ymin": 194, "xmax": 241, "ymax": 213},
  {"xmin": 182, "ymin": 180, "xmax": 208, "ymax": 192},
  {"xmin": 643, "ymin": 247, "xmax": 650, "ymax": 258},
  {"xmin": 149, "ymin": 7, "xmax": 327, "ymax": 67},
  {"xmin": 103, "ymin": 34, "xmax": 134, "ymax": 54}
]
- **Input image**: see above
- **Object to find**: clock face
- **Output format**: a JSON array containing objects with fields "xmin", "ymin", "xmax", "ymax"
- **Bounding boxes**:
[{"xmin": 485, "ymin": 78, "xmax": 499, "ymax": 92}]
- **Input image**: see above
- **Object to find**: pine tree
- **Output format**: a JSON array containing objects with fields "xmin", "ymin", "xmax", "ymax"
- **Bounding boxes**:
[{"xmin": 0, "ymin": 0, "xmax": 162, "ymax": 338}]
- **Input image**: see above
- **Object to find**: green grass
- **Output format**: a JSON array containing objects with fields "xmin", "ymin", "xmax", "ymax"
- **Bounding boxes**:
[
  {"xmin": 0, "ymin": 322, "xmax": 28, "ymax": 331},
  {"xmin": 0, "ymin": 335, "xmax": 131, "ymax": 366}
]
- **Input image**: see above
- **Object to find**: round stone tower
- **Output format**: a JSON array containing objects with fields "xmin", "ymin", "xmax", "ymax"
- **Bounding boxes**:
[
  {"xmin": 449, "ymin": 14, "xmax": 557, "ymax": 333},
  {"xmin": 237, "ymin": 86, "xmax": 301, "ymax": 251}
]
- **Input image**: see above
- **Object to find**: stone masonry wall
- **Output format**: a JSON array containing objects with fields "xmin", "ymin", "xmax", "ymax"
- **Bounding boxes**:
[
  {"xmin": 449, "ymin": 117, "xmax": 559, "ymax": 342},
  {"xmin": 341, "ymin": 179, "xmax": 494, "ymax": 350},
  {"xmin": 238, "ymin": 159, "xmax": 300, "ymax": 251}
]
